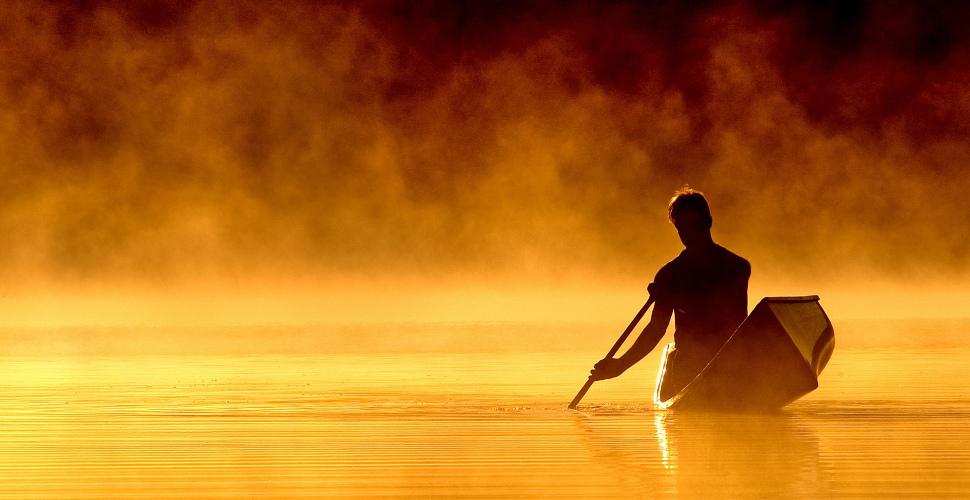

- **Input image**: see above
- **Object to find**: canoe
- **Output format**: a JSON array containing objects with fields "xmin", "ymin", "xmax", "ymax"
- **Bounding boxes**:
[{"xmin": 655, "ymin": 295, "xmax": 835, "ymax": 411}]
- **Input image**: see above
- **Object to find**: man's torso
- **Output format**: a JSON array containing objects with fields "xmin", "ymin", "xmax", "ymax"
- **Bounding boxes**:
[{"xmin": 653, "ymin": 243, "xmax": 750, "ymax": 384}]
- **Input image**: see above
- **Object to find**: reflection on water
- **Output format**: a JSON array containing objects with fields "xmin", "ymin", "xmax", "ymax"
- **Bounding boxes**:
[
  {"xmin": 0, "ymin": 335, "xmax": 969, "ymax": 497},
  {"xmin": 581, "ymin": 410, "xmax": 826, "ymax": 498},
  {"xmin": 654, "ymin": 411, "xmax": 673, "ymax": 470}
]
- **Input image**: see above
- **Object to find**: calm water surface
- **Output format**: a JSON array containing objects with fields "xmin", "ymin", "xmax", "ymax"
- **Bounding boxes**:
[{"xmin": 1, "ymin": 323, "xmax": 969, "ymax": 498}]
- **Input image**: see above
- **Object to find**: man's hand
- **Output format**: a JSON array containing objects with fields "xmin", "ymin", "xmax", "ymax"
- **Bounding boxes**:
[{"xmin": 590, "ymin": 357, "xmax": 626, "ymax": 381}]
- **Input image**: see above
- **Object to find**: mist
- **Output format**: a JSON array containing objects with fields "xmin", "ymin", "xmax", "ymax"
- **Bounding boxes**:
[{"xmin": 1, "ymin": 0, "xmax": 969, "ymax": 323}]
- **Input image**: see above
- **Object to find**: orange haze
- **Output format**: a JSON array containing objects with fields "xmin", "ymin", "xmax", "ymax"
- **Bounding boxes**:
[{"xmin": 0, "ymin": 0, "xmax": 968, "ymax": 324}]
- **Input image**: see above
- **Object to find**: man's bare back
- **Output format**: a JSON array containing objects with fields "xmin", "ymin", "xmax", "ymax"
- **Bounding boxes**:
[{"xmin": 590, "ymin": 188, "xmax": 750, "ymax": 399}]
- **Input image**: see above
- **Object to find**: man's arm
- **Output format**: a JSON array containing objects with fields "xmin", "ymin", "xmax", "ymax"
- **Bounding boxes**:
[{"xmin": 590, "ymin": 302, "xmax": 673, "ymax": 380}]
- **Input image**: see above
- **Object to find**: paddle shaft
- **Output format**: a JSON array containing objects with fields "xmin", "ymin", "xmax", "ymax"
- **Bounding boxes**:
[{"xmin": 567, "ymin": 297, "xmax": 655, "ymax": 409}]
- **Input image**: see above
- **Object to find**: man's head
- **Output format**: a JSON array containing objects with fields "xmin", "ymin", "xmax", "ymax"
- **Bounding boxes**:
[{"xmin": 668, "ymin": 187, "xmax": 713, "ymax": 249}]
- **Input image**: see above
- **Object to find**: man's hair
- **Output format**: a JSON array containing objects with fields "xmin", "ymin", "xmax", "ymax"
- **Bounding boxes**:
[{"xmin": 668, "ymin": 187, "xmax": 713, "ymax": 227}]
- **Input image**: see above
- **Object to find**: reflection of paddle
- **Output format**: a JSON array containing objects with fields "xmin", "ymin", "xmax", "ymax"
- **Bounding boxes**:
[{"xmin": 568, "ymin": 297, "xmax": 655, "ymax": 409}]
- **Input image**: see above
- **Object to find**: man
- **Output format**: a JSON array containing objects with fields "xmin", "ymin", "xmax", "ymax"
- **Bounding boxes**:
[{"xmin": 591, "ymin": 187, "xmax": 750, "ymax": 401}]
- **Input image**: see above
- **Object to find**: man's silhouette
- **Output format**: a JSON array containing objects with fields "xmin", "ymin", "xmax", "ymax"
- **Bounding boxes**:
[{"xmin": 591, "ymin": 188, "xmax": 750, "ymax": 401}]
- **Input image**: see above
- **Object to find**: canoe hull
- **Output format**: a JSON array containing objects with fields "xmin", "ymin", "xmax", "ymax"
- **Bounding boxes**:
[{"xmin": 656, "ymin": 296, "xmax": 835, "ymax": 412}]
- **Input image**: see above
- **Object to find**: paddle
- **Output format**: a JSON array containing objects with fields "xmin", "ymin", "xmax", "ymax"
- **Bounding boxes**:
[{"xmin": 567, "ymin": 296, "xmax": 655, "ymax": 410}]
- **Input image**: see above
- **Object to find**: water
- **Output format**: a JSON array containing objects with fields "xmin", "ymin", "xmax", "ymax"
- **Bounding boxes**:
[{"xmin": 1, "ymin": 323, "xmax": 969, "ymax": 498}]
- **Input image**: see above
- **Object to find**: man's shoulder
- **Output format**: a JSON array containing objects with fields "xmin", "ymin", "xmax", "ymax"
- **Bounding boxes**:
[
  {"xmin": 661, "ymin": 253, "xmax": 684, "ymax": 268},
  {"xmin": 656, "ymin": 245, "xmax": 751, "ymax": 279},
  {"xmin": 654, "ymin": 254, "xmax": 681, "ymax": 282},
  {"xmin": 715, "ymin": 245, "xmax": 751, "ymax": 274}
]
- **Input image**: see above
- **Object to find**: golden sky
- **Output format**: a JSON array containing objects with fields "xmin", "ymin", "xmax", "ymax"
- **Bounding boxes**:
[{"xmin": 1, "ymin": 0, "xmax": 968, "ymax": 323}]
